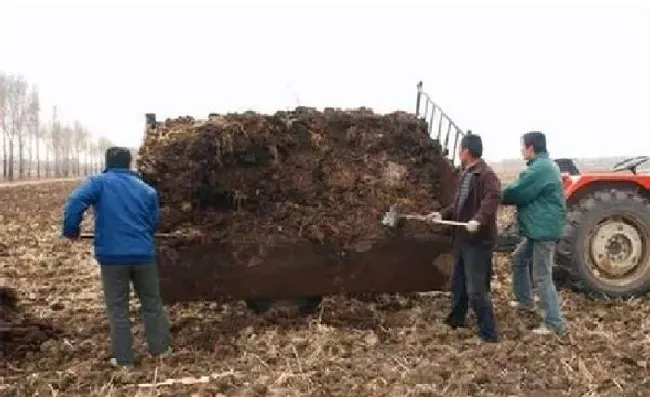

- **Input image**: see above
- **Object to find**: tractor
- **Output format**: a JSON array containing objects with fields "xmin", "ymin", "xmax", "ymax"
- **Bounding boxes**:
[{"xmin": 496, "ymin": 156, "xmax": 650, "ymax": 298}]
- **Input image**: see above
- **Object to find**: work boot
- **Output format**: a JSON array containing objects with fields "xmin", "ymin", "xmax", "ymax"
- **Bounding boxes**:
[
  {"xmin": 509, "ymin": 300, "xmax": 536, "ymax": 313},
  {"xmin": 468, "ymin": 335, "xmax": 498, "ymax": 345},
  {"xmin": 532, "ymin": 324, "xmax": 565, "ymax": 335},
  {"xmin": 152, "ymin": 347, "xmax": 172, "ymax": 359},
  {"xmin": 109, "ymin": 357, "xmax": 133, "ymax": 370},
  {"xmin": 477, "ymin": 335, "xmax": 498, "ymax": 344},
  {"xmin": 444, "ymin": 317, "xmax": 466, "ymax": 330}
]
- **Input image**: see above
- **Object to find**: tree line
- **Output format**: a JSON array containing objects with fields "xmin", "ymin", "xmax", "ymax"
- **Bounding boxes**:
[{"xmin": 0, "ymin": 71, "xmax": 114, "ymax": 181}]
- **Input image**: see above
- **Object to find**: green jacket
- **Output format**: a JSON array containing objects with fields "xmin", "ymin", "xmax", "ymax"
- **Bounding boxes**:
[{"xmin": 502, "ymin": 152, "xmax": 566, "ymax": 241}]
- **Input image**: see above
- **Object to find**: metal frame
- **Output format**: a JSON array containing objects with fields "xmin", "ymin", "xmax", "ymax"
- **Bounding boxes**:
[
  {"xmin": 145, "ymin": 113, "xmax": 157, "ymax": 129},
  {"xmin": 415, "ymin": 81, "xmax": 469, "ymax": 165}
]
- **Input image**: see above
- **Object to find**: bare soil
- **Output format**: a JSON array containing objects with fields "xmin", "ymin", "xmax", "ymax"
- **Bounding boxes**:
[
  {"xmin": 0, "ymin": 177, "xmax": 81, "ymax": 189},
  {"xmin": 1, "ymin": 181, "xmax": 649, "ymax": 397}
]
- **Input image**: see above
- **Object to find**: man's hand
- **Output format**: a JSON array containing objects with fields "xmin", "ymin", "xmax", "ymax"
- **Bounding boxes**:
[
  {"xmin": 466, "ymin": 220, "xmax": 480, "ymax": 233},
  {"xmin": 425, "ymin": 211, "xmax": 442, "ymax": 224}
]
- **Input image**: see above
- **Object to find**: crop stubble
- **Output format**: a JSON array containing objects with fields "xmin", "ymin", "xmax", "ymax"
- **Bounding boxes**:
[{"xmin": 0, "ymin": 181, "xmax": 649, "ymax": 397}]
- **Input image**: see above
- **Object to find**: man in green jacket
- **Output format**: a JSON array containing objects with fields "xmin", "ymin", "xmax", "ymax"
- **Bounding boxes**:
[{"xmin": 502, "ymin": 131, "xmax": 566, "ymax": 334}]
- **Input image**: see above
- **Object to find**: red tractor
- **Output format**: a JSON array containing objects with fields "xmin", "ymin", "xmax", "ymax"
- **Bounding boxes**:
[{"xmin": 497, "ymin": 156, "xmax": 650, "ymax": 298}]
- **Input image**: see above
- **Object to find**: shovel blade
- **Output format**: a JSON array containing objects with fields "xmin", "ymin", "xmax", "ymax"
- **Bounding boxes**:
[{"xmin": 381, "ymin": 204, "xmax": 401, "ymax": 227}]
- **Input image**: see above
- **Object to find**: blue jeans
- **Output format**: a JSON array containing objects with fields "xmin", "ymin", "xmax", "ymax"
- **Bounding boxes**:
[
  {"xmin": 512, "ymin": 238, "xmax": 565, "ymax": 332},
  {"xmin": 447, "ymin": 240, "xmax": 498, "ymax": 342}
]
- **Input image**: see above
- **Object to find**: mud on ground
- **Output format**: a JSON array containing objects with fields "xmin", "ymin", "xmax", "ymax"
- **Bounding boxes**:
[{"xmin": 1, "ymin": 181, "xmax": 649, "ymax": 397}]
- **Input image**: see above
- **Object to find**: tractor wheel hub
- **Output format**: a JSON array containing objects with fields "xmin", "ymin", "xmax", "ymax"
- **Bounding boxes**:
[{"xmin": 590, "ymin": 220, "xmax": 643, "ymax": 278}]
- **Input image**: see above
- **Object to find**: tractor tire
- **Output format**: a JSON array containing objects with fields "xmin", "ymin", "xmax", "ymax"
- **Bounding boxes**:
[{"xmin": 556, "ymin": 189, "xmax": 650, "ymax": 298}]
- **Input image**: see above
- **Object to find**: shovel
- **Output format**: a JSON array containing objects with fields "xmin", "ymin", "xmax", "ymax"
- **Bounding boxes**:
[
  {"xmin": 381, "ymin": 204, "xmax": 469, "ymax": 228},
  {"xmin": 78, "ymin": 232, "xmax": 175, "ymax": 239}
]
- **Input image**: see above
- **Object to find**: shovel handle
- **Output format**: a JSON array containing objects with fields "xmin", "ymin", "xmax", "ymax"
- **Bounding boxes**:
[
  {"xmin": 399, "ymin": 214, "xmax": 469, "ymax": 227},
  {"xmin": 430, "ymin": 219, "xmax": 469, "ymax": 227},
  {"xmin": 400, "ymin": 214, "xmax": 427, "ymax": 221},
  {"xmin": 79, "ymin": 232, "xmax": 173, "ymax": 239}
]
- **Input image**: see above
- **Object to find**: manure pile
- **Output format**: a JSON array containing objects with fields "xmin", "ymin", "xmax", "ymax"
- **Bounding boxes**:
[{"xmin": 137, "ymin": 107, "xmax": 457, "ymax": 253}]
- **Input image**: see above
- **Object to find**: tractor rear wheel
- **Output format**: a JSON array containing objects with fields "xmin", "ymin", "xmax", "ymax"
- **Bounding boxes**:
[{"xmin": 557, "ymin": 189, "xmax": 650, "ymax": 297}]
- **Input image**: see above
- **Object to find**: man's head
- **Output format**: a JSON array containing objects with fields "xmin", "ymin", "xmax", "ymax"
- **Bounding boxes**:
[
  {"xmin": 459, "ymin": 134, "xmax": 483, "ymax": 167},
  {"xmin": 105, "ymin": 146, "xmax": 132, "ymax": 169},
  {"xmin": 521, "ymin": 131, "xmax": 547, "ymax": 161}
]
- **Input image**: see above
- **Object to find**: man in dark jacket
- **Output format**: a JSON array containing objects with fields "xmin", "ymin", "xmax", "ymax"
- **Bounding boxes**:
[
  {"xmin": 62, "ymin": 147, "xmax": 170, "ymax": 367},
  {"xmin": 502, "ymin": 131, "xmax": 566, "ymax": 334},
  {"xmin": 427, "ymin": 134, "xmax": 501, "ymax": 343}
]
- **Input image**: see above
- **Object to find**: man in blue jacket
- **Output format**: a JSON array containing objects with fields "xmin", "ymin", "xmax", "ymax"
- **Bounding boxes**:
[
  {"xmin": 62, "ymin": 147, "xmax": 170, "ymax": 367},
  {"xmin": 502, "ymin": 131, "xmax": 566, "ymax": 335}
]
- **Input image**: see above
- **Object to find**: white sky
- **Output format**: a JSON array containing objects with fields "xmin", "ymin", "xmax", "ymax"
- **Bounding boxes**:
[{"xmin": 1, "ymin": 0, "xmax": 649, "ymax": 161}]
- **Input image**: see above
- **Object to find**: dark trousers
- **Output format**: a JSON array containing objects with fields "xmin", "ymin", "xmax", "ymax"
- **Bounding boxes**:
[
  {"xmin": 100, "ymin": 262, "xmax": 170, "ymax": 365},
  {"xmin": 446, "ymin": 240, "xmax": 498, "ymax": 342}
]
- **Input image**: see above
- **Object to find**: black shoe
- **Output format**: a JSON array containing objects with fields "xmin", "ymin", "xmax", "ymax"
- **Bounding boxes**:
[
  {"xmin": 477, "ymin": 335, "xmax": 499, "ymax": 343},
  {"xmin": 444, "ymin": 318, "xmax": 466, "ymax": 330}
]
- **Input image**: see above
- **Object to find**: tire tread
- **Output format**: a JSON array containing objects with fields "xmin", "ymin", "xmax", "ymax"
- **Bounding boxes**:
[{"xmin": 556, "ymin": 188, "xmax": 650, "ymax": 298}]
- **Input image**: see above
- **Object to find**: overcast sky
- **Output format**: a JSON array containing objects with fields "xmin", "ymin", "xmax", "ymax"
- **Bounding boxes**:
[{"xmin": 1, "ymin": 0, "xmax": 648, "ymax": 161}]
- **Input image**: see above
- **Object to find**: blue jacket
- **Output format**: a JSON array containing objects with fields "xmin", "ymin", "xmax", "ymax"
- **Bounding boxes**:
[
  {"xmin": 62, "ymin": 168, "xmax": 159, "ymax": 265},
  {"xmin": 502, "ymin": 152, "xmax": 566, "ymax": 241}
]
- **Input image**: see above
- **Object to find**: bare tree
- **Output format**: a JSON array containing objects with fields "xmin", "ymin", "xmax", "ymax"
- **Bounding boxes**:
[
  {"xmin": 96, "ymin": 136, "xmax": 113, "ymax": 170},
  {"xmin": 6, "ymin": 75, "xmax": 28, "ymax": 181},
  {"xmin": 0, "ymin": 73, "xmax": 7, "ymax": 179},
  {"xmin": 0, "ymin": 70, "xmax": 106, "ymax": 181},
  {"xmin": 72, "ymin": 121, "xmax": 87, "ymax": 176},
  {"xmin": 61, "ymin": 124, "xmax": 74, "ymax": 177},
  {"xmin": 50, "ymin": 106, "xmax": 63, "ymax": 177},
  {"xmin": 27, "ymin": 87, "xmax": 39, "ymax": 178},
  {"xmin": 14, "ymin": 78, "xmax": 28, "ymax": 179},
  {"xmin": 88, "ymin": 139, "xmax": 99, "ymax": 173},
  {"xmin": 82, "ymin": 132, "xmax": 90, "ymax": 176},
  {"xmin": 82, "ymin": 129, "xmax": 92, "ymax": 176},
  {"xmin": 40, "ymin": 124, "xmax": 50, "ymax": 178}
]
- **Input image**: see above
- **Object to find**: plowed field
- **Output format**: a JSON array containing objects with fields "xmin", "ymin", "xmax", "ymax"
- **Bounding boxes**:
[{"xmin": 1, "ymin": 181, "xmax": 649, "ymax": 397}]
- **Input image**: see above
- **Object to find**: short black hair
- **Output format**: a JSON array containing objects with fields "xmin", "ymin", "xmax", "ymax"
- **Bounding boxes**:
[
  {"xmin": 105, "ymin": 146, "xmax": 132, "ymax": 169},
  {"xmin": 460, "ymin": 134, "xmax": 483, "ymax": 158},
  {"xmin": 522, "ymin": 131, "xmax": 547, "ymax": 153}
]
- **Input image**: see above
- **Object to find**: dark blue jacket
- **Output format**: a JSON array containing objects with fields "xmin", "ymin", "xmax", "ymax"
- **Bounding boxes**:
[{"xmin": 62, "ymin": 168, "xmax": 159, "ymax": 265}]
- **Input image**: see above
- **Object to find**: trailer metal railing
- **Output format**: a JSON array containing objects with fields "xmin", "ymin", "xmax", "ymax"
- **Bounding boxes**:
[{"xmin": 415, "ymin": 81, "xmax": 469, "ymax": 166}]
